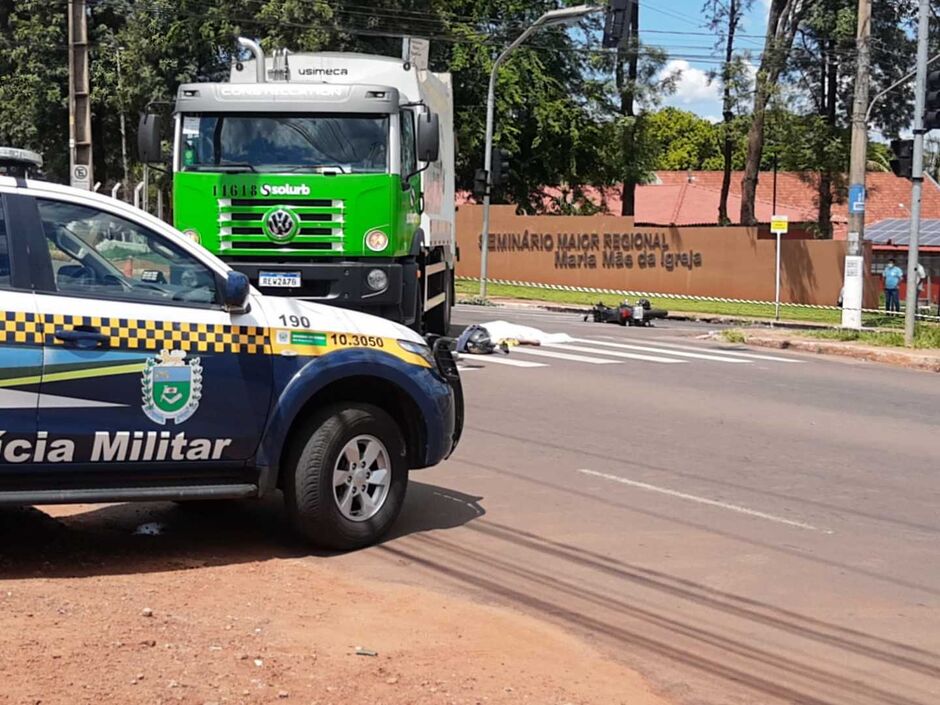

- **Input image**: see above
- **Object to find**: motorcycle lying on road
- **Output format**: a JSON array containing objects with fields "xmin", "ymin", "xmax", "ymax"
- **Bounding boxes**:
[{"xmin": 584, "ymin": 299, "xmax": 668, "ymax": 326}]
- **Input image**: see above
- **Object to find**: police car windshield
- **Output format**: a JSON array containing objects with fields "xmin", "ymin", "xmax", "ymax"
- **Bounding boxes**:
[{"xmin": 180, "ymin": 114, "xmax": 389, "ymax": 174}]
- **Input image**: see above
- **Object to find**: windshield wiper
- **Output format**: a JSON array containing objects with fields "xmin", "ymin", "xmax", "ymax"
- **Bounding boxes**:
[
  {"xmin": 276, "ymin": 164, "xmax": 349, "ymax": 174},
  {"xmin": 188, "ymin": 163, "xmax": 258, "ymax": 173}
]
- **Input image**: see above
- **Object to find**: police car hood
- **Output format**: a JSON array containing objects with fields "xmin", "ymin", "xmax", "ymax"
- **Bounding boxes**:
[{"xmin": 255, "ymin": 295, "xmax": 427, "ymax": 346}]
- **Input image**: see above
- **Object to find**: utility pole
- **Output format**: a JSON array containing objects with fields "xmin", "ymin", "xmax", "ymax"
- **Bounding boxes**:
[
  {"xmin": 903, "ymin": 0, "xmax": 930, "ymax": 346},
  {"xmin": 116, "ymin": 46, "xmax": 129, "ymax": 193},
  {"xmin": 840, "ymin": 0, "xmax": 871, "ymax": 329},
  {"xmin": 68, "ymin": 0, "xmax": 93, "ymax": 190}
]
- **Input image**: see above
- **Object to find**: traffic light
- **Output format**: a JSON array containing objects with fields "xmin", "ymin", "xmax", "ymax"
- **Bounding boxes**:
[
  {"xmin": 890, "ymin": 139, "xmax": 914, "ymax": 179},
  {"xmin": 473, "ymin": 168, "xmax": 488, "ymax": 199},
  {"xmin": 490, "ymin": 147, "xmax": 510, "ymax": 188},
  {"xmin": 602, "ymin": 0, "xmax": 632, "ymax": 49},
  {"xmin": 925, "ymin": 69, "xmax": 940, "ymax": 131}
]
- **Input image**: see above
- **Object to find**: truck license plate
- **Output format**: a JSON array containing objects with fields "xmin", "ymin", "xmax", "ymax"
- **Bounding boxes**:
[{"xmin": 259, "ymin": 271, "xmax": 301, "ymax": 288}]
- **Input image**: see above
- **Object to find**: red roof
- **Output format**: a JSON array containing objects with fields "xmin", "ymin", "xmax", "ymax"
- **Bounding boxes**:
[{"xmin": 458, "ymin": 171, "xmax": 940, "ymax": 236}]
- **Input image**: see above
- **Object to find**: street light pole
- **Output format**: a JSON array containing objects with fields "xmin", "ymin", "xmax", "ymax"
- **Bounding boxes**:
[
  {"xmin": 116, "ymin": 46, "xmax": 130, "ymax": 193},
  {"xmin": 904, "ymin": 0, "xmax": 930, "ymax": 346},
  {"xmin": 479, "ymin": 5, "xmax": 600, "ymax": 299}
]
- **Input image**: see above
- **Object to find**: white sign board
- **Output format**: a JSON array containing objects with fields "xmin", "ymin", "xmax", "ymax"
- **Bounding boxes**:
[
  {"xmin": 770, "ymin": 214, "xmax": 789, "ymax": 235},
  {"xmin": 407, "ymin": 38, "xmax": 430, "ymax": 71},
  {"xmin": 71, "ymin": 163, "xmax": 91, "ymax": 190},
  {"xmin": 840, "ymin": 255, "xmax": 864, "ymax": 329}
]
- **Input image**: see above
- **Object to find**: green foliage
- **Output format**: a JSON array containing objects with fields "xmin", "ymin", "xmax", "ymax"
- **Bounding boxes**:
[
  {"xmin": 0, "ymin": 0, "xmax": 926, "ymax": 217},
  {"xmin": 803, "ymin": 325, "xmax": 940, "ymax": 349},
  {"xmin": 0, "ymin": 0, "xmax": 70, "ymax": 178}
]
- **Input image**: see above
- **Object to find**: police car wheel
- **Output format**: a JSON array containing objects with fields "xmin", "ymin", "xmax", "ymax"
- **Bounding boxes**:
[{"xmin": 284, "ymin": 404, "xmax": 408, "ymax": 551}]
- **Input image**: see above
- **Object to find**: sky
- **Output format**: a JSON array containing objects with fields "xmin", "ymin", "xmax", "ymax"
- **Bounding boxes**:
[{"xmin": 639, "ymin": 0, "xmax": 770, "ymax": 120}]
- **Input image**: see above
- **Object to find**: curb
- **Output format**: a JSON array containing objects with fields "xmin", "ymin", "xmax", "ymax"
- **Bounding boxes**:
[
  {"xmin": 739, "ymin": 335, "xmax": 940, "ymax": 373},
  {"xmin": 457, "ymin": 298, "xmax": 832, "ymax": 329}
]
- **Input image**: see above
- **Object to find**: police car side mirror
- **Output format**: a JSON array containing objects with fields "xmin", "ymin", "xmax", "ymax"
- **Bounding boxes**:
[
  {"xmin": 138, "ymin": 113, "xmax": 163, "ymax": 164},
  {"xmin": 416, "ymin": 112, "xmax": 440, "ymax": 163},
  {"xmin": 222, "ymin": 271, "xmax": 250, "ymax": 313}
]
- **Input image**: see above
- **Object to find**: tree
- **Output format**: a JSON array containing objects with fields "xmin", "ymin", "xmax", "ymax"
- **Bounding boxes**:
[
  {"xmin": 441, "ymin": 1, "xmax": 608, "ymax": 212},
  {"xmin": 703, "ymin": 0, "xmax": 753, "ymax": 224},
  {"xmin": 645, "ymin": 108, "xmax": 722, "ymax": 170},
  {"xmin": 740, "ymin": 0, "xmax": 810, "ymax": 224},
  {"xmin": 0, "ymin": 0, "xmax": 70, "ymax": 179}
]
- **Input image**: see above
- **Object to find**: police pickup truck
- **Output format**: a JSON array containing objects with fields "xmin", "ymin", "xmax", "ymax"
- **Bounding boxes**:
[{"xmin": 0, "ymin": 175, "xmax": 462, "ymax": 550}]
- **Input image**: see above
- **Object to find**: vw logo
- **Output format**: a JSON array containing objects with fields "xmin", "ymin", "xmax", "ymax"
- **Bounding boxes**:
[{"xmin": 264, "ymin": 207, "xmax": 299, "ymax": 242}]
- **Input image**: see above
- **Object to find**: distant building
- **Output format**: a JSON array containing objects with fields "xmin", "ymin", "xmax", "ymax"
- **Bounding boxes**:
[{"xmin": 459, "ymin": 170, "xmax": 940, "ymax": 303}]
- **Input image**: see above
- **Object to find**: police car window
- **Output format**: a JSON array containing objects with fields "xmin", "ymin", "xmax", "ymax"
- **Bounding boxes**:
[
  {"xmin": 37, "ymin": 199, "xmax": 218, "ymax": 306},
  {"xmin": 0, "ymin": 201, "xmax": 10, "ymax": 288}
]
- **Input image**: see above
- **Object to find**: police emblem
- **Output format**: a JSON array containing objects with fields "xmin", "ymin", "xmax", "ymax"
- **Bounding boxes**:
[{"xmin": 141, "ymin": 349, "xmax": 203, "ymax": 425}]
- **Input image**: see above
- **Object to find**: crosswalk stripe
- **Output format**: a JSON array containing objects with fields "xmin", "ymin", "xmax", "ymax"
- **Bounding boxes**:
[
  {"xmin": 630, "ymin": 339, "xmax": 805, "ymax": 363},
  {"xmin": 542, "ymin": 343, "xmax": 686, "ymax": 364},
  {"xmin": 458, "ymin": 354, "xmax": 548, "ymax": 368},
  {"xmin": 571, "ymin": 338, "xmax": 750, "ymax": 363},
  {"xmin": 510, "ymin": 347, "xmax": 622, "ymax": 364}
]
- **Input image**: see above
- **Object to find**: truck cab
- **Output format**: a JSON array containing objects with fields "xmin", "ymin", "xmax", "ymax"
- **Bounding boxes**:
[
  {"xmin": 147, "ymin": 42, "xmax": 456, "ymax": 335},
  {"xmin": 0, "ymin": 175, "xmax": 462, "ymax": 550}
]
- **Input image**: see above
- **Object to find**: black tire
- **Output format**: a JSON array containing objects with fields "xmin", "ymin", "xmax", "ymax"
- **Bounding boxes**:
[
  {"xmin": 283, "ymin": 404, "xmax": 408, "ymax": 551},
  {"xmin": 425, "ymin": 267, "xmax": 452, "ymax": 336}
]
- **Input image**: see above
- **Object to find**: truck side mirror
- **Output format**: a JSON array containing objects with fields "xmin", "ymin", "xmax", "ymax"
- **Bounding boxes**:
[
  {"xmin": 138, "ymin": 113, "xmax": 163, "ymax": 164},
  {"xmin": 221, "ymin": 271, "xmax": 250, "ymax": 312},
  {"xmin": 416, "ymin": 112, "xmax": 440, "ymax": 163}
]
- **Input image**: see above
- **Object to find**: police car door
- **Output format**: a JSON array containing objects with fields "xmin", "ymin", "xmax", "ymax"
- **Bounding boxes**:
[
  {"xmin": 0, "ymin": 193, "xmax": 42, "ymax": 456},
  {"xmin": 27, "ymin": 194, "xmax": 272, "ymax": 476}
]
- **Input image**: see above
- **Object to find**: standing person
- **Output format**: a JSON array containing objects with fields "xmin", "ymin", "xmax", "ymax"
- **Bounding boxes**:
[{"xmin": 883, "ymin": 259, "xmax": 904, "ymax": 312}]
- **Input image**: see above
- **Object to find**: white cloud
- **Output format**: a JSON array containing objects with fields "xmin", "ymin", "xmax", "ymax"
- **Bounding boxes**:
[{"xmin": 662, "ymin": 59, "xmax": 721, "ymax": 105}]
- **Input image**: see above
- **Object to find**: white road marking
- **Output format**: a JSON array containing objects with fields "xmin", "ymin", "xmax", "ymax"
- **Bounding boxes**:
[
  {"xmin": 510, "ymin": 347, "xmax": 622, "ymax": 365},
  {"xmin": 458, "ymin": 355, "xmax": 548, "ymax": 368},
  {"xmin": 633, "ymin": 339, "xmax": 805, "ymax": 363},
  {"xmin": 542, "ymin": 343, "xmax": 686, "ymax": 364},
  {"xmin": 571, "ymin": 338, "xmax": 750, "ymax": 363},
  {"xmin": 577, "ymin": 468, "xmax": 832, "ymax": 533}
]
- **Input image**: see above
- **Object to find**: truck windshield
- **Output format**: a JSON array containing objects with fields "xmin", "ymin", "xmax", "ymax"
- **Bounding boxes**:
[{"xmin": 179, "ymin": 114, "xmax": 389, "ymax": 174}]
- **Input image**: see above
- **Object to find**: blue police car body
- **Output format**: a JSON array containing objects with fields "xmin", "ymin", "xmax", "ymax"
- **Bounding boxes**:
[{"xmin": 0, "ymin": 176, "xmax": 462, "ymax": 549}]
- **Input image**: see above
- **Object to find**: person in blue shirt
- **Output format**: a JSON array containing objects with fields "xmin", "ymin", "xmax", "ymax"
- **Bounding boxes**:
[{"xmin": 883, "ymin": 259, "xmax": 904, "ymax": 312}]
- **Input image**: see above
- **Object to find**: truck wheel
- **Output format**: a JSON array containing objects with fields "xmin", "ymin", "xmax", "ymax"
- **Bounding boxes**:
[
  {"xmin": 425, "ymin": 268, "xmax": 452, "ymax": 335},
  {"xmin": 284, "ymin": 404, "xmax": 408, "ymax": 551}
]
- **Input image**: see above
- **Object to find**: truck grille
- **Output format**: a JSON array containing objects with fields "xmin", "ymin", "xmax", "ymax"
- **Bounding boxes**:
[{"xmin": 217, "ymin": 198, "xmax": 345, "ymax": 253}]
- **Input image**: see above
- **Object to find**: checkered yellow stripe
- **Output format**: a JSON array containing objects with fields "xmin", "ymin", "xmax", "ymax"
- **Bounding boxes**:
[
  {"xmin": 0, "ymin": 310, "xmax": 269, "ymax": 354},
  {"xmin": 0, "ymin": 311, "xmax": 44, "ymax": 345}
]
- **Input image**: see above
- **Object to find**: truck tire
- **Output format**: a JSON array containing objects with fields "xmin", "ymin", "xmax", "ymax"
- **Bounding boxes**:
[
  {"xmin": 284, "ymin": 404, "xmax": 408, "ymax": 551},
  {"xmin": 425, "ymin": 268, "xmax": 452, "ymax": 336}
]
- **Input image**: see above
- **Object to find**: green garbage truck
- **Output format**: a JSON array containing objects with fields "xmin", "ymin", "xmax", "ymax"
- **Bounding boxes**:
[{"xmin": 140, "ymin": 38, "xmax": 456, "ymax": 333}]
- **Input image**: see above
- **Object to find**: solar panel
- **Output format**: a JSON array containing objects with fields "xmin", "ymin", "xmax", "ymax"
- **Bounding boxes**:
[{"xmin": 866, "ymin": 219, "xmax": 940, "ymax": 246}]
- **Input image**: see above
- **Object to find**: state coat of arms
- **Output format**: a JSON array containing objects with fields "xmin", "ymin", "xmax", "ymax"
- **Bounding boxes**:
[{"xmin": 141, "ymin": 349, "xmax": 203, "ymax": 425}]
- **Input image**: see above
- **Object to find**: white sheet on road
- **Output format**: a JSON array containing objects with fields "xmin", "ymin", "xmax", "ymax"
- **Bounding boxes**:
[{"xmin": 477, "ymin": 320, "xmax": 574, "ymax": 346}]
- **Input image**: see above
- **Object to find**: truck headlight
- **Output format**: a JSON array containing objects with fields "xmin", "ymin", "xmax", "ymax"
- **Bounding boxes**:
[
  {"xmin": 366, "ymin": 268, "xmax": 389, "ymax": 291},
  {"xmin": 182, "ymin": 229, "xmax": 201, "ymax": 244},
  {"xmin": 365, "ymin": 229, "xmax": 388, "ymax": 252}
]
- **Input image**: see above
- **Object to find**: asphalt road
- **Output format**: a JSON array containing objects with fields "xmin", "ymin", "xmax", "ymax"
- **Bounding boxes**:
[
  {"xmin": 339, "ymin": 305, "xmax": 940, "ymax": 705},
  {"xmin": 4, "ymin": 305, "xmax": 938, "ymax": 705}
]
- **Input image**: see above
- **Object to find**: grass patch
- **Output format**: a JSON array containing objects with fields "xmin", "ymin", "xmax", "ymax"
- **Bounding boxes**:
[
  {"xmin": 722, "ymin": 329, "xmax": 747, "ymax": 344},
  {"xmin": 802, "ymin": 325, "xmax": 940, "ymax": 349},
  {"xmin": 456, "ymin": 279, "xmax": 846, "ymax": 324},
  {"xmin": 455, "ymin": 279, "xmax": 940, "ymax": 331}
]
